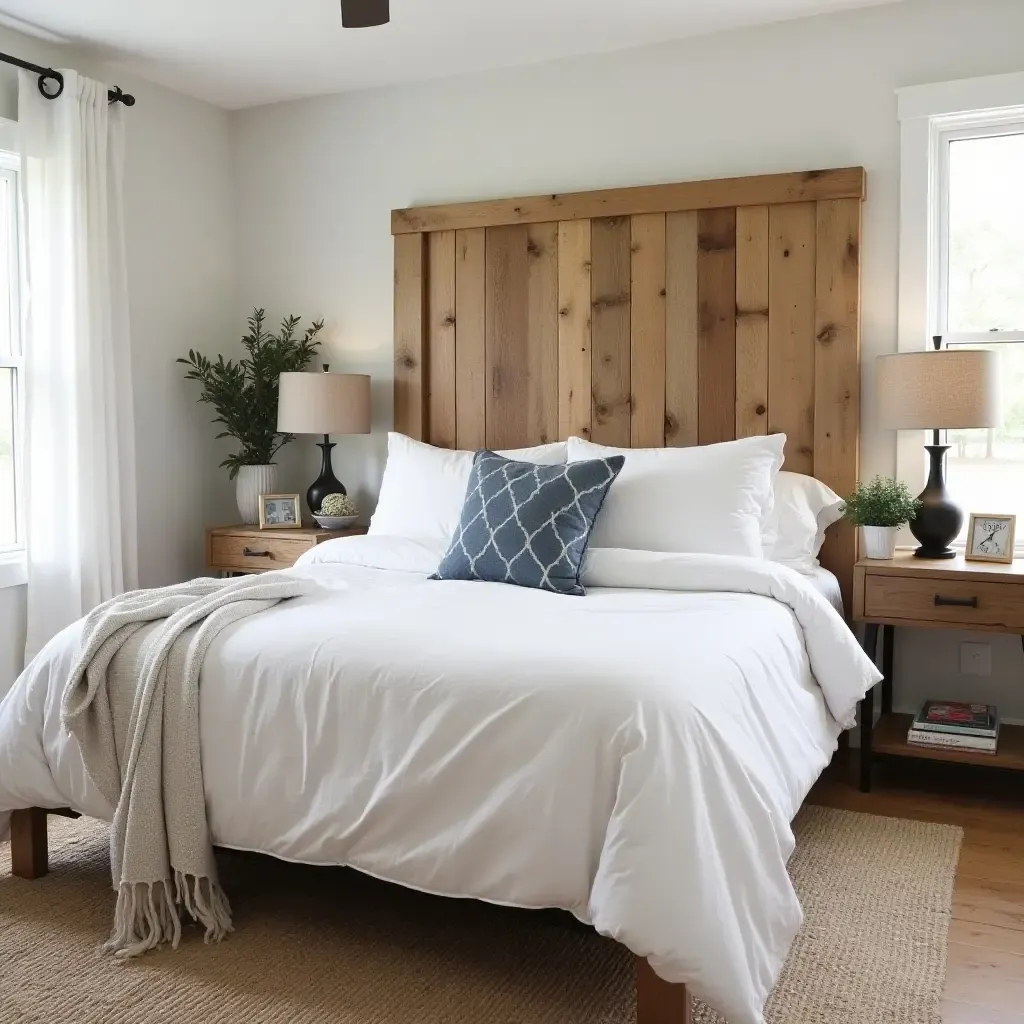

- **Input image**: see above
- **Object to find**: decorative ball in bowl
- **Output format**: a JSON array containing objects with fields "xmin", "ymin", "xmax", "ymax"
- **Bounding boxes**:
[
  {"xmin": 313, "ymin": 514, "xmax": 358, "ymax": 529},
  {"xmin": 312, "ymin": 493, "xmax": 359, "ymax": 531}
]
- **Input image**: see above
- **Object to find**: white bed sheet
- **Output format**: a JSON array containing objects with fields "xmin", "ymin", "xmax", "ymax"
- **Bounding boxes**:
[
  {"xmin": 799, "ymin": 564, "xmax": 844, "ymax": 616},
  {"xmin": 0, "ymin": 537, "xmax": 878, "ymax": 1024}
]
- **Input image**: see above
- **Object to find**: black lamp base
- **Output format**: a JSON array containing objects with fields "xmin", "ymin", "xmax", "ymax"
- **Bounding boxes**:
[
  {"xmin": 913, "ymin": 545, "xmax": 958, "ymax": 560},
  {"xmin": 909, "ymin": 444, "xmax": 962, "ymax": 560},
  {"xmin": 307, "ymin": 437, "xmax": 346, "ymax": 518}
]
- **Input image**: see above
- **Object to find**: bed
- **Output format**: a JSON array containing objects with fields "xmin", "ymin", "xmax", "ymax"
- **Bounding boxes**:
[{"xmin": 1, "ymin": 166, "xmax": 872, "ymax": 1024}]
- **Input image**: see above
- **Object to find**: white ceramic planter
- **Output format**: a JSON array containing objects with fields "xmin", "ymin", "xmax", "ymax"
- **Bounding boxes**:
[
  {"xmin": 235, "ymin": 464, "xmax": 279, "ymax": 525},
  {"xmin": 861, "ymin": 525, "xmax": 899, "ymax": 560}
]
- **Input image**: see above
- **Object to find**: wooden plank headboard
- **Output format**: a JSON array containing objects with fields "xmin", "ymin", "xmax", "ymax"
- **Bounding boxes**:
[{"xmin": 391, "ymin": 167, "xmax": 864, "ymax": 609}]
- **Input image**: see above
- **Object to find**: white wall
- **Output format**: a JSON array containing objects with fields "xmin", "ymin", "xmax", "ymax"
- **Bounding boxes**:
[
  {"xmin": 0, "ymin": 26, "xmax": 237, "ymax": 698},
  {"xmin": 118, "ymin": 77, "xmax": 238, "ymax": 587},
  {"xmin": 233, "ymin": 0, "xmax": 1024, "ymax": 721}
]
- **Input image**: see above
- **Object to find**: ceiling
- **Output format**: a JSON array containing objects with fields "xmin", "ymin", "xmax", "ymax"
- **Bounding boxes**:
[{"xmin": 0, "ymin": 0, "xmax": 906, "ymax": 110}]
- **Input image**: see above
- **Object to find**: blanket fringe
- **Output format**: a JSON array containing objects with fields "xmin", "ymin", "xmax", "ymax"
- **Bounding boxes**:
[
  {"xmin": 175, "ymin": 869, "xmax": 234, "ymax": 945},
  {"xmin": 106, "ymin": 874, "xmax": 233, "ymax": 958}
]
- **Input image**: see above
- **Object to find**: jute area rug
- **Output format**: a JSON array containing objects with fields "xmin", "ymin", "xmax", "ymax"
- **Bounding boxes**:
[{"xmin": 0, "ymin": 805, "xmax": 961, "ymax": 1024}]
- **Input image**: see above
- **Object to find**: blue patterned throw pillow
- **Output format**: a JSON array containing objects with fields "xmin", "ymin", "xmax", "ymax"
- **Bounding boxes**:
[{"xmin": 431, "ymin": 450, "xmax": 624, "ymax": 596}]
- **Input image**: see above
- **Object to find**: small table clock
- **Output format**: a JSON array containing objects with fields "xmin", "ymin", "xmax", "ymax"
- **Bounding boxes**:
[{"xmin": 966, "ymin": 514, "xmax": 1016, "ymax": 564}]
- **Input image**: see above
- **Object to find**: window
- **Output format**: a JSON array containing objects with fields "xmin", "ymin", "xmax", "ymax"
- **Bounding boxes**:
[
  {"xmin": 937, "ymin": 122, "xmax": 1024, "ymax": 545},
  {"xmin": 898, "ymin": 75, "xmax": 1024, "ymax": 552},
  {"xmin": 0, "ymin": 156, "xmax": 22, "ymax": 563}
]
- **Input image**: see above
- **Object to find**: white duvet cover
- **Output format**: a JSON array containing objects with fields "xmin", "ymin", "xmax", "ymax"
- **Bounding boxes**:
[{"xmin": 0, "ymin": 537, "xmax": 879, "ymax": 1024}]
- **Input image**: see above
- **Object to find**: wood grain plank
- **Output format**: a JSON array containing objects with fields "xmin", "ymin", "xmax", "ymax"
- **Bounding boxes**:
[
  {"xmin": 557, "ymin": 220, "xmax": 592, "ymax": 440},
  {"xmin": 527, "ymin": 222, "xmax": 559, "ymax": 444},
  {"xmin": 697, "ymin": 208, "xmax": 737, "ymax": 445},
  {"xmin": 485, "ymin": 225, "xmax": 530, "ymax": 449},
  {"xmin": 768, "ymin": 202, "xmax": 817, "ymax": 473},
  {"xmin": 955, "ymin": 878, "xmax": 1024, "ymax": 933},
  {"xmin": 630, "ymin": 214, "xmax": 667, "ymax": 447},
  {"xmin": 811, "ymin": 778, "xmax": 1024, "ymax": 835},
  {"xmin": 591, "ymin": 217, "xmax": 632, "ymax": 446},
  {"xmin": 949, "ymin": 919, "xmax": 1024, "ymax": 957},
  {"xmin": 427, "ymin": 230, "xmax": 457, "ymax": 448},
  {"xmin": 455, "ymin": 227, "xmax": 486, "ymax": 449},
  {"xmin": 944, "ymin": 944, "xmax": 1024, "ymax": 1013},
  {"xmin": 393, "ymin": 233, "xmax": 427, "ymax": 439},
  {"xmin": 814, "ymin": 198, "xmax": 861, "ymax": 601},
  {"xmin": 941, "ymin": 1001, "xmax": 1024, "ymax": 1024},
  {"xmin": 735, "ymin": 206, "xmax": 769, "ymax": 438},
  {"xmin": 960, "ymin": 838, "xmax": 1024, "ymax": 888},
  {"xmin": 393, "ymin": 167, "xmax": 867, "ymax": 234},
  {"xmin": 959, "ymin": 819, "xmax": 1024, "ymax": 850},
  {"xmin": 813, "ymin": 199, "xmax": 861, "ymax": 490},
  {"xmin": 665, "ymin": 212, "xmax": 698, "ymax": 447}
]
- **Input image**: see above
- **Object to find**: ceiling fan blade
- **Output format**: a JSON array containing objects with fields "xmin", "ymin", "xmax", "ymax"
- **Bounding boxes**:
[{"xmin": 341, "ymin": 0, "xmax": 389, "ymax": 27}]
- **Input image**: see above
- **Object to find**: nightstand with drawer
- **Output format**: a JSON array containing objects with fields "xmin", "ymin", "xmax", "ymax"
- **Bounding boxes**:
[
  {"xmin": 206, "ymin": 524, "xmax": 367, "ymax": 575},
  {"xmin": 853, "ymin": 551, "xmax": 1024, "ymax": 791}
]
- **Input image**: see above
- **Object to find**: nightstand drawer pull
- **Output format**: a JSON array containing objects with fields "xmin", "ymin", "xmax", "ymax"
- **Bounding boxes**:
[
  {"xmin": 934, "ymin": 594, "xmax": 978, "ymax": 608},
  {"xmin": 242, "ymin": 547, "xmax": 273, "ymax": 559}
]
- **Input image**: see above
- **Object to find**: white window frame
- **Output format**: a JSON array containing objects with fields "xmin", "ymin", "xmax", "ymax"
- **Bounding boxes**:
[
  {"xmin": 935, "ymin": 117, "xmax": 1024, "ymax": 344},
  {"xmin": 0, "ymin": 137, "xmax": 24, "ymax": 588},
  {"xmin": 897, "ymin": 72, "xmax": 1024, "ymax": 552}
]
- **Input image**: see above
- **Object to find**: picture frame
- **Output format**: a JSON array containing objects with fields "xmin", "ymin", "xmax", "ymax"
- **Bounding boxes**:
[
  {"xmin": 258, "ymin": 493, "xmax": 302, "ymax": 530},
  {"xmin": 965, "ymin": 513, "xmax": 1016, "ymax": 564}
]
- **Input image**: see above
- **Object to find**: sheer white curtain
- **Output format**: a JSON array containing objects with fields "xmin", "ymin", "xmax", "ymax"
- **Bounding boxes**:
[{"xmin": 19, "ymin": 70, "xmax": 138, "ymax": 660}]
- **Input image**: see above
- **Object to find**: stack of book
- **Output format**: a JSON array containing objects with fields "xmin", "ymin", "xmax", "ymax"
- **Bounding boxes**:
[{"xmin": 907, "ymin": 701, "xmax": 999, "ymax": 755}]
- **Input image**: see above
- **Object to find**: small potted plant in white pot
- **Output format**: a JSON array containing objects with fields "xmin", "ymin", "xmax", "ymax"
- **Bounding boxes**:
[{"xmin": 843, "ymin": 476, "xmax": 922, "ymax": 560}]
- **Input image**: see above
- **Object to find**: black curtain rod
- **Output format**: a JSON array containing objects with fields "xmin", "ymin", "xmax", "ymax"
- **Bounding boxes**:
[{"xmin": 0, "ymin": 51, "xmax": 135, "ymax": 106}]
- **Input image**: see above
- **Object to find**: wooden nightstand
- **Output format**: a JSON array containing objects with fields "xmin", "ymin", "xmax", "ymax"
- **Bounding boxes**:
[
  {"xmin": 853, "ymin": 551, "xmax": 1024, "ymax": 792},
  {"xmin": 205, "ymin": 524, "xmax": 367, "ymax": 575}
]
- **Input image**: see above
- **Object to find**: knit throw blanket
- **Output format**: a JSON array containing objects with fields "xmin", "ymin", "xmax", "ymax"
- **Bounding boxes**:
[{"xmin": 60, "ymin": 572, "xmax": 315, "ymax": 958}]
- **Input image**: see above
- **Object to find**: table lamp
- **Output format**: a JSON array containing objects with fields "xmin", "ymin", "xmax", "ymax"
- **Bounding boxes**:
[
  {"xmin": 277, "ymin": 367, "xmax": 371, "ymax": 515},
  {"xmin": 876, "ymin": 340, "xmax": 1001, "ymax": 559}
]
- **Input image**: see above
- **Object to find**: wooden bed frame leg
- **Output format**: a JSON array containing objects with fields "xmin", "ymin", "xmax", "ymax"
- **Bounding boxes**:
[
  {"xmin": 636, "ymin": 956, "xmax": 692, "ymax": 1024},
  {"xmin": 10, "ymin": 808, "xmax": 49, "ymax": 880}
]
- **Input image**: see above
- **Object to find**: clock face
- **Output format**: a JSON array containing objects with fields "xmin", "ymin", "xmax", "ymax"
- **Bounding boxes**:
[{"xmin": 972, "ymin": 517, "xmax": 1011, "ymax": 557}]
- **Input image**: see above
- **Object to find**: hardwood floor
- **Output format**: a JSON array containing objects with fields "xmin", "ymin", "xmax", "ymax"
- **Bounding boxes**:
[{"xmin": 810, "ymin": 756, "xmax": 1024, "ymax": 1023}]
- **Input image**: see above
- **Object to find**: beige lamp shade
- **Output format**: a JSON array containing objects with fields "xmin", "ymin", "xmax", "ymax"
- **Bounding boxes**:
[
  {"xmin": 277, "ymin": 371, "xmax": 371, "ymax": 435},
  {"xmin": 876, "ymin": 349, "xmax": 1002, "ymax": 430}
]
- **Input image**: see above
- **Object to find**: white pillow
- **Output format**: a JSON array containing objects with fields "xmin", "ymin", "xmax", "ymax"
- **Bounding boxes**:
[
  {"xmin": 369, "ymin": 433, "xmax": 568, "ymax": 556},
  {"xmin": 763, "ymin": 471, "xmax": 845, "ymax": 572},
  {"xmin": 567, "ymin": 434, "xmax": 786, "ymax": 558}
]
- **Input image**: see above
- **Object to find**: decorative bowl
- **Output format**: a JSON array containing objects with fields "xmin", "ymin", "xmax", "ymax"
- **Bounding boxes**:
[{"xmin": 312, "ymin": 514, "xmax": 359, "ymax": 530}]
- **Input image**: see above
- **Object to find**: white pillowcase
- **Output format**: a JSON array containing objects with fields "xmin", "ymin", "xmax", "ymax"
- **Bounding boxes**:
[
  {"xmin": 567, "ymin": 434, "xmax": 786, "ymax": 558},
  {"xmin": 369, "ymin": 433, "xmax": 568, "ymax": 556},
  {"xmin": 762, "ymin": 471, "xmax": 845, "ymax": 572}
]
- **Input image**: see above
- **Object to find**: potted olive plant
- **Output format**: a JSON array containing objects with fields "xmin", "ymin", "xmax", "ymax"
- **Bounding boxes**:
[
  {"xmin": 180, "ymin": 309, "xmax": 324, "ymax": 524},
  {"xmin": 843, "ymin": 477, "xmax": 922, "ymax": 560}
]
